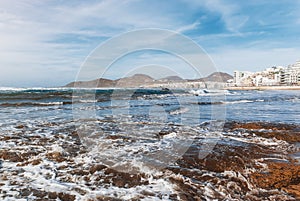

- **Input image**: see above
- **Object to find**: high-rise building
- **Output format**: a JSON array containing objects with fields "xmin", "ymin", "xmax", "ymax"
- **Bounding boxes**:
[
  {"xmin": 280, "ymin": 61, "xmax": 300, "ymax": 85},
  {"xmin": 233, "ymin": 61, "xmax": 300, "ymax": 86}
]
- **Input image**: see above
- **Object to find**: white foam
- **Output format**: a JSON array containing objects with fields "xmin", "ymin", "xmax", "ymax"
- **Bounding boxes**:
[
  {"xmin": 38, "ymin": 102, "xmax": 64, "ymax": 106},
  {"xmin": 223, "ymin": 100, "xmax": 253, "ymax": 104},
  {"xmin": 169, "ymin": 107, "xmax": 189, "ymax": 115}
]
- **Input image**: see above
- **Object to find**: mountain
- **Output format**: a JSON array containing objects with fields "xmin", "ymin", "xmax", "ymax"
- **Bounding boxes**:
[
  {"xmin": 158, "ymin": 76, "xmax": 184, "ymax": 82},
  {"xmin": 65, "ymin": 74, "xmax": 154, "ymax": 88},
  {"xmin": 115, "ymin": 74, "xmax": 154, "ymax": 87},
  {"xmin": 64, "ymin": 72, "xmax": 233, "ymax": 88},
  {"xmin": 64, "ymin": 78, "xmax": 115, "ymax": 88},
  {"xmin": 189, "ymin": 72, "xmax": 233, "ymax": 83}
]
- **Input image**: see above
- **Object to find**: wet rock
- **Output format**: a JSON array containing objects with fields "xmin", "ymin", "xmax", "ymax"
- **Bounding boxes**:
[
  {"xmin": 224, "ymin": 121, "xmax": 300, "ymax": 143},
  {"xmin": 48, "ymin": 192, "xmax": 58, "ymax": 199},
  {"xmin": 251, "ymin": 162, "xmax": 300, "ymax": 189},
  {"xmin": 178, "ymin": 138, "xmax": 271, "ymax": 173},
  {"xmin": 2, "ymin": 136, "xmax": 21, "ymax": 141},
  {"xmin": 17, "ymin": 159, "xmax": 42, "ymax": 166},
  {"xmin": 46, "ymin": 151, "xmax": 65, "ymax": 162},
  {"xmin": 15, "ymin": 125, "xmax": 25, "ymax": 129},
  {"xmin": 169, "ymin": 176, "xmax": 206, "ymax": 200},
  {"xmin": 92, "ymin": 196, "xmax": 123, "ymax": 201},
  {"xmin": 169, "ymin": 121, "xmax": 300, "ymax": 200},
  {"xmin": 69, "ymin": 169, "xmax": 90, "ymax": 176},
  {"xmin": 0, "ymin": 150, "xmax": 22, "ymax": 162},
  {"xmin": 58, "ymin": 192, "xmax": 76, "ymax": 201},
  {"xmin": 102, "ymin": 168, "xmax": 149, "ymax": 188},
  {"xmin": 0, "ymin": 151, "xmax": 20, "ymax": 162},
  {"xmin": 90, "ymin": 164, "xmax": 106, "ymax": 174},
  {"xmin": 283, "ymin": 185, "xmax": 300, "ymax": 198}
]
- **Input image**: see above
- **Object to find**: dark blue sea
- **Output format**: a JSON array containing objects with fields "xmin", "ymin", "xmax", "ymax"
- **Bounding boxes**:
[{"xmin": 0, "ymin": 88, "xmax": 299, "ymax": 126}]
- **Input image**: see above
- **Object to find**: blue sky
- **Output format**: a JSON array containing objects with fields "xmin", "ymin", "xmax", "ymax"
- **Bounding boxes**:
[{"xmin": 0, "ymin": 0, "xmax": 300, "ymax": 87}]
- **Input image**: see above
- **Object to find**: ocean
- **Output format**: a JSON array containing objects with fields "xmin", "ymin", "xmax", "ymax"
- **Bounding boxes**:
[{"xmin": 0, "ymin": 88, "xmax": 300, "ymax": 200}]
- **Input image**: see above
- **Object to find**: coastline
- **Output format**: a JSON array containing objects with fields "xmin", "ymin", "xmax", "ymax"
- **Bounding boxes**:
[{"xmin": 225, "ymin": 85, "xmax": 300, "ymax": 90}]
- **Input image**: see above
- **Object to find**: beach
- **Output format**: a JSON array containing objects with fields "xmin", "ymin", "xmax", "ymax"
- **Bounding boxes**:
[{"xmin": 225, "ymin": 85, "xmax": 300, "ymax": 91}]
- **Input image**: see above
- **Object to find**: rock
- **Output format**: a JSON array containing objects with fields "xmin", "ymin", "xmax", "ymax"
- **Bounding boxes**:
[
  {"xmin": 58, "ymin": 192, "xmax": 76, "ymax": 201},
  {"xmin": 46, "ymin": 152, "xmax": 65, "ymax": 162},
  {"xmin": 48, "ymin": 192, "xmax": 58, "ymax": 199},
  {"xmin": 178, "ymin": 138, "xmax": 272, "ymax": 173},
  {"xmin": 0, "ymin": 150, "xmax": 38, "ymax": 162},
  {"xmin": 251, "ymin": 162, "xmax": 300, "ymax": 189},
  {"xmin": 17, "ymin": 159, "xmax": 42, "ymax": 166},
  {"xmin": 283, "ymin": 185, "xmax": 300, "ymax": 198},
  {"xmin": 169, "ymin": 122, "xmax": 300, "ymax": 200},
  {"xmin": 224, "ymin": 121, "xmax": 300, "ymax": 143},
  {"xmin": 89, "ymin": 164, "xmax": 106, "ymax": 174},
  {"xmin": 15, "ymin": 125, "xmax": 25, "ymax": 129},
  {"xmin": 102, "ymin": 168, "xmax": 149, "ymax": 188},
  {"xmin": 0, "ymin": 150, "xmax": 22, "ymax": 162}
]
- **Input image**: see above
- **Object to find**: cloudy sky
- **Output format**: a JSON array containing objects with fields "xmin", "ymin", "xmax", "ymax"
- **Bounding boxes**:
[{"xmin": 1, "ymin": 0, "xmax": 300, "ymax": 87}]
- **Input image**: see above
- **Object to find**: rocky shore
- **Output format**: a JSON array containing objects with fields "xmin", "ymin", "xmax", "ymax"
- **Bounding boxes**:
[{"xmin": 0, "ymin": 121, "xmax": 300, "ymax": 200}]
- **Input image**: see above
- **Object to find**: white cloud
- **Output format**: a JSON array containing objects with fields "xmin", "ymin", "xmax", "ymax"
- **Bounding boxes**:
[
  {"xmin": 0, "ymin": 0, "xmax": 202, "ymax": 86},
  {"xmin": 176, "ymin": 21, "xmax": 201, "ymax": 33},
  {"xmin": 182, "ymin": 0, "xmax": 248, "ymax": 32},
  {"xmin": 0, "ymin": 0, "xmax": 299, "ymax": 86},
  {"xmin": 210, "ymin": 47, "xmax": 300, "ymax": 74}
]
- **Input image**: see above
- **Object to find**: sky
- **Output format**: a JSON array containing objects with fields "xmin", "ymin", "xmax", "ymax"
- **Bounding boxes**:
[{"xmin": 0, "ymin": 0, "xmax": 300, "ymax": 87}]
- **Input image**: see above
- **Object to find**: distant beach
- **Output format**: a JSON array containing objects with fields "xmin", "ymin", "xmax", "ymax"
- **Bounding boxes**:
[{"xmin": 225, "ymin": 85, "xmax": 300, "ymax": 90}]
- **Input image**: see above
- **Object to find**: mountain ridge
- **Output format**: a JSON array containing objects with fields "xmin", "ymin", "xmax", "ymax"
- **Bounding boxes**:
[{"xmin": 65, "ymin": 72, "xmax": 233, "ymax": 88}]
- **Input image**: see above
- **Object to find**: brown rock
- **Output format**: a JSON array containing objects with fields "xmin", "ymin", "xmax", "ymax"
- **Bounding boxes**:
[
  {"xmin": 46, "ymin": 152, "xmax": 65, "ymax": 162},
  {"xmin": 17, "ymin": 159, "xmax": 42, "ymax": 166},
  {"xmin": 178, "ymin": 138, "xmax": 271, "ymax": 173},
  {"xmin": 15, "ymin": 125, "xmax": 25, "ymax": 129},
  {"xmin": 90, "ymin": 164, "xmax": 106, "ymax": 174},
  {"xmin": 283, "ymin": 185, "xmax": 300, "ymax": 198},
  {"xmin": 102, "ymin": 168, "xmax": 148, "ymax": 188},
  {"xmin": 251, "ymin": 162, "xmax": 300, "ymax": 189},
  {"xmin": 224, "ymin": 121, "xmax": 300, "ymax": 143},
  {"xmin": 58, "ymin": 192, "xmax": 76, "ymax": 201},
  {"xmin": 0, "ymin": 150, "xmax": 37, "ymax": 162},
  {"xmin": 69, "ymin": 169, "xmax": 90, "ymax": 176},
  {"xmin": 0, "ymin": 150, "xmax": 22, "ymax": 162},
  {"xmin": 48, "ymin": 192, "xmax": 58, "ymax": 199}
]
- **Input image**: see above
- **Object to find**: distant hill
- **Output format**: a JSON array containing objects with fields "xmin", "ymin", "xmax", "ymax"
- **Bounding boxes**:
[
  {"xmin": 115, "ymin": 74, "xmax": 154, "ymax": 87},
  {"xmin": 189, "ymin": 72, "xmax": 233, "ymax": 83},
  {"xmin": 64, "ymin": 72, "xmax": 233, "ymax": 88},
  {"xmin": 65, "ymin": 78, "xmax": 115, "ymax": 88},
  {"xmin": 158, "ymin": 76, "xmax": 184, "ymax": 82}
]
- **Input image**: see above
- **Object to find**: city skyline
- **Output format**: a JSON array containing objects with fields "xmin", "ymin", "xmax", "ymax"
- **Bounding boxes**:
[
  {"xmin": 0, "ymin": 0, "xmax": 300, "ymax": 87},
  {"xmin": 233, "ymin": 60, "xmax": 300, "ymax": 87}
]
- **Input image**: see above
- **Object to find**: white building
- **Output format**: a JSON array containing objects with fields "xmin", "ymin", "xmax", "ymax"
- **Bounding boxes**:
[
  {"xmin": 233, "ymin": 71, "xmax": 254, "ymax": 86},
  {"xmin": 280, "ymin": 61, "xmax": 300, "ymax": 85},
  {"xmin": 233, "ymin": 66, "xmax": 284, "ymax": 86}
]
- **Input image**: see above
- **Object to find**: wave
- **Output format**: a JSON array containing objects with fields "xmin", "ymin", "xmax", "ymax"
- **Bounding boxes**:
[
  {"xmin": 169, "ymin": 107, "xmax": 190, "ymax": 115},
  {"xmin": 78, "ymin": 100, "xmax": 98, "ymax": 103},
  {"xmin": 191, "ymin": 99, "xmax": 262, "ymax": 105},
  {"xmin": 223, "ymin": 100, "xmax": 254, "ymax": 104},
  {"xmin": 0, "ymin": 101, "xmax": 71, "ymax": 107},
  {"xmin": 0, "ymin": 87, "xmax": 73, "ymax": 92},
  {"xmin": 189, "ymin": 89, "xmax": 230, "ymax": 96}
]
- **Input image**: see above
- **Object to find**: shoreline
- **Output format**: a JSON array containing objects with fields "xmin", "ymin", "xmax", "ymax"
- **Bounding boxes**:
[{"xmin": 225, "ymin": 85, "xmax": 300, "ymax": 90}]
